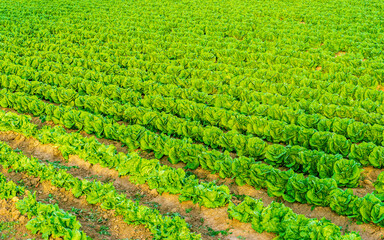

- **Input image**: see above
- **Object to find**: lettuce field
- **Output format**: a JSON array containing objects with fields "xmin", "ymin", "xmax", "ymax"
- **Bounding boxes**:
[{"xmin": 1, "ymin": 0, "xmax": 384, "ymax": 239}]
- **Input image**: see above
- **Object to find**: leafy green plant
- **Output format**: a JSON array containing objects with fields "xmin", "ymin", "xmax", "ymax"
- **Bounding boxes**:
[
  {"xmin": 207, "ymin": 227, "xmax": 231, "ymax": 237},
  {"xmin": 98, "ymin": 226, "xmax": 111, "ymax": 236},
  {"xmin": 70, "ymin": 207, "xmax": 83, "ymax": 215},
  {"xmin": 44, "ymin": 160, "xmax": 79, "ymax": 171},
  {"xmin": 374, "ymin": 172, "xmax": 384, "ymax": 200}
]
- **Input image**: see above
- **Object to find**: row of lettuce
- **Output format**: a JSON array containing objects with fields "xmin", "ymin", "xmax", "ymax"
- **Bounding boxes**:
[
  {"xmin": 3, "ymin": 49, "xmax": 384, "ymax": 129},
  {"xmin": 0, "ymin": 0, "xmax": 382, "ymax": 239},
  {"xmin": 0, "ymin": 110, "xmax": 361, "ymax": 239},
  {"xmin": 2, "ymin": 6, "xmax": 382, "ymax": 91},
  {"xmin": 0, "ymin": 139, "xmax": 200, "ymax": 239},
  {"xmin": 1, "ymin": 21, "xmax": 384, "ymax": 119},
  {"xmin": 2, "ymin": 54, "xmax": 383, "ymax": 146},
  {"xmin": 0, "ymin": 83, "xmax": 362, "ymax": 189},
  {"xmin": 0, "ymin": 68, "xmax": 375, "ymax": 179},
  {"xmin": 2, "ymin": 8, "xmax": 382, "ymax": 92},
  {"xmin": 0, "ymin": 174, "xmax": 90, "ymax": 240},
  {"xmin": 3, "ymin": 59, "xmax": 384, "ymax": 168},
  {"xmin": 1, "ymin": 100, "xmax": 384, "ymax": 229}
]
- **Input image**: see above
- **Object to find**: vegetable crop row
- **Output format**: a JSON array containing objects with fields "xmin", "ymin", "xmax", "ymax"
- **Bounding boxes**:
[
  {"xmin": 2, "ymin": 7, "xmax": 381, "ymax": 90},
  {"xmin": 2, "ymin": 47, "xmax": 383, "ymax": 119},
  {"xmin": 0, "ymin": 75, "xmax": 362, "ymax": 187},
  {"xmin": 0, "ymin": 140, "xmax": 200, "ymax": 239},
  {"xmin": 0, "ymin": 111, "xmax": 361, "ymax": 240},
  {"xmin": 0, "ymin": 92, "xmax": 383, "ymax": 227},
  {"xmin": 2, "ymin": 57, "xmax": 383, "ymax": 148},
  {"xmin": 0, "ymin": 110, "xmax": 232, "ymax": 209},
  {"xmin": 0, "ymin": 173, "xmax": 90, "ymax": 240}
]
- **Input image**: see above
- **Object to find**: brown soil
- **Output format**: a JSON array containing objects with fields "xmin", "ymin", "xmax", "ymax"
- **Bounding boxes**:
[
  {"xmin": 335, "ymin": 51, "xmax": 346, "ymax": 57},
  {"xmin": 359, "ymin": 166, "xmax": 381, "ymax": 196},
  {"xmin": 0, "ymin": 197, "xmax": 42, "ymax": 240},
  {"xmin": 376, "ymin": 85, "xmax": 384, "ymax": 91}
]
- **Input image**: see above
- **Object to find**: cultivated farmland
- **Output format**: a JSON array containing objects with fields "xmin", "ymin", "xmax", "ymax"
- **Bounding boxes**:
[{"xmin": 0, "ymin": 0, "xmax": 384, "ymax": 239}]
